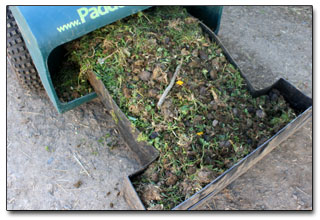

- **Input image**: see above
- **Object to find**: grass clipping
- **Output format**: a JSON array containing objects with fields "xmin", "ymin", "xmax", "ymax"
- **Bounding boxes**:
[{"xmin": 67, "ymin": 7, "xmax": 297, "ymax": 210}]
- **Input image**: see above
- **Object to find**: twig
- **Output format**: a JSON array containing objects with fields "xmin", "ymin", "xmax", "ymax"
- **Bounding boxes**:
[
  {"xmin": 296, "ymin": 186, "xmax": 311, "ymax": 197},
  {"xmin": 73, "ymin": 199, "xmax": 80, "ymax": 209},
  {"xmin": 52, "ymin": 169, "xmax": 68, "ymax": 172},
  {"xmin": 73, "ymin": 153, "xmax": 91, "ymax": 178},
  {"xmin": 20, "ymin": 111, "xmax": 43, "ymax": 116},
  {"xmin": 157, "ymin": 60, "xmax": 183, "ymax": 108},
  {"xmin": 8, "ymin": 198, "xmax": 15, "ymax": 204},
  {"xmin": 97, "ymin": 51, "xmax": 116, "ymax": 64},
  {"xmin": 7, "ymin": 93, "xmax": 20, "ymax": 101},
  {"xmin": 205, "ymin": 202, "xmax": 213, "ymax": 210},
  {"xmin": 70, "ymin": 187, "xmax": 93, "ymax": 191},
  {"xmin": 17, "ymin": 148, "xmax": 31, "ymax": 159},
  {"xmin": 88, "ymin": 46, "xmax": 95, "ymax": 58},
  {"xmin": 56, "ymin": 183, "xmax": 67, "ymax": 193},
  {"xmin": 78, "ymin": 123, "xmax": 90, "ymax": 128},
  {"xmin": 143, "ymin": 14, "xmax": 151, "ymax": 23}
]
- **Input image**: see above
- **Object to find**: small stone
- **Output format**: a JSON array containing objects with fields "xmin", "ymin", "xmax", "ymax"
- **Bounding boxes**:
[
  {"xmin": 151, "ymin": 173, "xmax": 159, "ymax": 183},
  {"xmin": 207, "ymin": 113, "xmax": 214, "ymax": 120},
  {"xmin": 166, "ymin": 174, "xmax": 178, "ymax": 186},
  {"xmin": 192, "ymin": 49, "xmax": 198, "ymax": 57},
  {"xmin": 199, "ymin": 86, "xmax": 207, "ymax": 95},
  {"xmin": 209, "ymin": 70, "xmax": 217, "ymax": 80},
  {"xmin": 73, "ymin": 180, "xmax": 82, "ymax": 188},
  {"xmin": 148, "ymin": 89, "xmax": 158, "ymax": 98},
  {"xmin": 232, "ymin": 108, "xmax": 238, "ymax": 116},
  {"xmin": 210, "ymin": 101, "xmax": 218, "ymax": 110},
  {"xmin": 180, "ymin": 179, "xmax": 194, "ymax": 197},
  {"xmin": 247, "ymin": 106, "xmax": 255, "ymax": 114},
  {"xmin": 142, "ymin": 185, "xmax": 162, "ymax": 201},
  {"xmin": 197, "ymin": 169, "xmax": 215, "ymax": 184},
  {"xmin": 188, "ymin": 59, "xmax": 201, "ymax": 68},
  {"xmin": 110, "ymin": 202, "xmax": 114, "ymax": 208},
  {"xmin": 211, "ymin": 58, "xmax": 220, "ymax": 70},
  {"xmin": 149, "ymin": 132, "xmax": 159, "ymax": 139},
  {"xmin": 224, "ymin": 140, "xmax": 232, "ymax": 148},
  {"xmin": 164, "ymin": 37, "xmax": 170, "ymax": 44},
  {"xmin": 204, "ymin": 156, "xmax": 214, "ymax": 165},
  {"xmin": 144, "ymin": 164, "xmax": 157, "ymax": 177},
  {"xmin": 139, "ymin": 71, "xmax": 151, "ymax": 81},
  {"xmin": 187, "ymin": 167, "xmax": 197, "ymax": 175},
  {"xmin": 219, "ymin": 140, "xmax": 231, "ymax": 148},
  {"xmin": 184, "ymin": 120, "xmax": 191, "ymax": 127},
  {"xmin": 147, "ymin": 204, "xmax": 164, "ymax": 210},
  {"xmin": 256, "ymin": 109, "xmax": 266, "ymax": 118},
  {"xmin": 199, "ymin": 50, "xmax": 208, "ymax": 60},
  {"xmin": 212, "ymin": 119, "xmax": 219, "ymax": 127},
  {"xmin": 246, "ymin": 118, "xmax": 253, "ymax": 127}
]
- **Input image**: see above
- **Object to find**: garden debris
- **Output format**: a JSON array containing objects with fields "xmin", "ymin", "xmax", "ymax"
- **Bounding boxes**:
[
  {"xmin": 166, "ymin": 174, "xmax": 178, "ymax": 186},
  {"xmin": 73, "ymin": 180, "xmax": 82, "ymax": 188},
  {"xmin": 65, "ymin": 6, "xmax": 297, "ymax": 209},
  {"xmin": 157, "ymin": 60, "xmax": 183, "ymax": 108},
  {"xmin": 212, "ymin": 119, "xmax": 219, "ymax": 127},
  {"xmin": 151, "ymin": 173, "xmax": 159, "ymax": 183},
  {"xmin": 139, "ymin": 71, "xmax": 151, "ymax": 81},
  {"xmin": 256, "ymin": 109, "xmax": 267, "ymax": 118},
  {"xmin": 197, "ymin": 169, "xmax": 216, "ymax": 184},
  {"xmin": 147, "ymin": 204, "xmax": 164, "ymax": 210},
  {"xmin": 141, "ymin": 185, "xmax": 162, "ymax": 202}
]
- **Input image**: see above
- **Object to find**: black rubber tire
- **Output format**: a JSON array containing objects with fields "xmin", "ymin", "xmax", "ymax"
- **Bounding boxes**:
[{"xmin": 7, "ymin": 7, "xmax": 43, "ymax": 92}]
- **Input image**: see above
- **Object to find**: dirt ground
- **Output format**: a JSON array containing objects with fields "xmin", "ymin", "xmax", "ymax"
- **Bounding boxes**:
[{"xmin": 6, "ymin": 6, "xmax": 312, "ymax": 210}]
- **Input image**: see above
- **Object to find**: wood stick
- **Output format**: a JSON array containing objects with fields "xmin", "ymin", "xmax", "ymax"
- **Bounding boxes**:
[
  {"xmin": 157, "ymin": 60, "xmax": 183, "ymax": 108},
  {"xmin": 73, "ymin": 153, "xmax": 91, "ymax": 178}
]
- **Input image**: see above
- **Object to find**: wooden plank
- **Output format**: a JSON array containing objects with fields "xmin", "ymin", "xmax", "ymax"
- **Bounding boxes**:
[
  {"xmin": 88, "ymin": 70, "xmax": 159, "ymax": 167},
  {"xmin": 122, "ymin": 176, "xmax": 146, "ymax": 210}
]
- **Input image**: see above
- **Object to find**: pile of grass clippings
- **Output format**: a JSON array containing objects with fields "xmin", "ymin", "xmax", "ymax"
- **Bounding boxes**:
[
  {"xmin": 52, "ymin": 60, "xmax": 93, "ymax": 102},
  {"xmin": 66, "ymin": 6, "xmax": 296, "ymax": 209}
]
